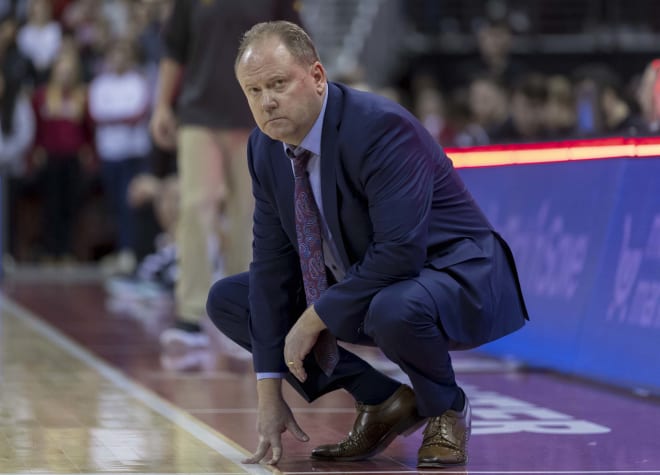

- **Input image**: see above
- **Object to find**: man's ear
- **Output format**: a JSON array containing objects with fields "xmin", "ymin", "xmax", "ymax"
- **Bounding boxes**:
[{"xmin": 311, "ymin": 61, "xmax": 326, "ymax": 93}]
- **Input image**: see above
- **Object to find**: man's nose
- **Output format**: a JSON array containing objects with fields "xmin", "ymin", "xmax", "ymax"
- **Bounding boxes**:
[{"xmin": 261, "ymin": 93, "xmax": 277, "ymax": 111}]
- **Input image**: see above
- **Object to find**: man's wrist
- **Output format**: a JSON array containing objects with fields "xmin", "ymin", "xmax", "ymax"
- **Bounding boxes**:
[
  {"xmin": 256, "ymin": 376, "xmax": 284, "ymax": 406},
  {"xmin": 306, "ymin": 304, "xmax": 328, "ymax": 332}
]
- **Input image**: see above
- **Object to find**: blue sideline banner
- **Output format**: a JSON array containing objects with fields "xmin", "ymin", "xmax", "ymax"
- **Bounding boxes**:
[
  {"xmin": 457, "ymin": 157, "xmax": 660, "ymax": 393},
  {"xmin": 575, "ymin": 159, "xmax": 660, "ymax": 390}
]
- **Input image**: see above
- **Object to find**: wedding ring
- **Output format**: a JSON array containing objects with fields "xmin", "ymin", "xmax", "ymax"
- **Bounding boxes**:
[{"xmin": 287, "ymin": 361, "xmax": 295, "ymax": 366}]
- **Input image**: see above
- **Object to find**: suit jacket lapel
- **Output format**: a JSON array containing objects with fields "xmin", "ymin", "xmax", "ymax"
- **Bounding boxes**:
[{"xmin": 321, "ymin": 83, "xmax": 351, "ymax": 268}]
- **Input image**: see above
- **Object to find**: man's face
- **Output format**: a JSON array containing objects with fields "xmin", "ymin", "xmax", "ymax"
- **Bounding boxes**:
[
  {"xmin": 469, "ymin": 79, "xmax": 506, "ymax": 123},
  {"xmin": 236, "ymin": 38, "xmax": 326, "ymax": 145}
]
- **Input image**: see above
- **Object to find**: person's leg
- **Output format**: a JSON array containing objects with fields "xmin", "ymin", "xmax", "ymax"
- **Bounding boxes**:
[
  {"xmin": 99, "ymin": 160, "xmax": 121, "ymax": 248},
  {"xmin": 216, "ymin": 129, "xmax": 253, "ymax": 275},
  {"xmin": 172, "ymin": 126, "xmax": 226, "ymax": 331},
  {"xmin": 115, "ymin": 157, "xmax": 145, "ymax": 254},
  {"xmin": 363, "ymin": 271, "xmax": 470, "ymax": 467},
  {"xmin": 61, "ymin": 156, "xmax": 82, "ymax": 258},
  {"xmin": 99, "ymin": 160, "xmax": 136, "ymax": 274},
  {"xmin": 206, "ymin": 273, "xmax": 401, "ymax": 403},
  {"xmin": 7, "ymin": 175, "xmax": 22, "ymax": 259},
  {"xmin": 208, "ymin": 273, "xmax": 429, "ymax": 462},
  {"xmin": 131, "ymin": 202, "xmax": 161, "ymax": 263},
  {"xmin": 363, "ymin": 274, "xmax": 463, "ymax": 416},
  {"xmin": 41, "ymin": 159, "xmax": 62, "ymax": 259}
]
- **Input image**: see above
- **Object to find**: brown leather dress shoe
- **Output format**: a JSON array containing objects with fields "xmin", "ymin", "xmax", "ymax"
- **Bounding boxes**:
[
  {"xmin": 417, "ymin": 396, "xmax": 471, "ymax": 467},
  {"xmin": 311, "ymin": 384, "xmax": 425, "ymax": 461}
]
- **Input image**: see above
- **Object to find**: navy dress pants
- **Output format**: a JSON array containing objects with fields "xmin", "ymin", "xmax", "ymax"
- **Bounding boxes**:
[{"xmin": 206, "ymin": 272, "xmax": 461, "ymax": 416}]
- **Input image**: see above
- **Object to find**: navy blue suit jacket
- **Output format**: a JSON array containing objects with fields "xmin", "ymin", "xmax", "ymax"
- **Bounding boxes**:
[{"xmin": 246, "ymin": 82, "xmax": 528, "ymax": 373}]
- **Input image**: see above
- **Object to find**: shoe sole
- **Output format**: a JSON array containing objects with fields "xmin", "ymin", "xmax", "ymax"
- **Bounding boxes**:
[
  {"xmin": 311, "ymin": 413, "xmax": 427, "ymax": 462},
  {"xmin": 417, "ymin": 457, "xmax": 468, "ymax": 468}
]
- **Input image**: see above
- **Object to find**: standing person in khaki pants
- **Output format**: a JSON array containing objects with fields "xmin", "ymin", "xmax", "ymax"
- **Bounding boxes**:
[{"xmin": 149, "ymin": 0, "xmax": 301, "ymax": 367}]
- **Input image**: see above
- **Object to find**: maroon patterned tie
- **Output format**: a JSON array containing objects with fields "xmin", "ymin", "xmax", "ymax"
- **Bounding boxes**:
[{"xmin": 290, "ymin": 148, "xmax": 339, "ymax": 376}]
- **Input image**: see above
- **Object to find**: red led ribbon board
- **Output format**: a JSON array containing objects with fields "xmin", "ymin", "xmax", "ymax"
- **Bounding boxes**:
[{"xmin": 446, "ymin": 136, "xmax": 660, "ymax": 168}]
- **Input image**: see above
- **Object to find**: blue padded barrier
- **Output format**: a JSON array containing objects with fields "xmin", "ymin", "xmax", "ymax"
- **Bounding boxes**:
[{"xmin": 457, "ymin": 157, "xmax": 660, "ymax": 393}]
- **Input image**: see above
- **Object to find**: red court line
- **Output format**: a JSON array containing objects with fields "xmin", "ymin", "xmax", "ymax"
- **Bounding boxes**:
[{"xmin": 446, "ymin": 137, "xmax": 660, "ymax": 168}]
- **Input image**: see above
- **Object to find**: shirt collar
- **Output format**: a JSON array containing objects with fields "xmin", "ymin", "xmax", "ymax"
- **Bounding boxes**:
[{"xmin": 285, "ymin": 85, "xmax": 328, "ymax": 157}]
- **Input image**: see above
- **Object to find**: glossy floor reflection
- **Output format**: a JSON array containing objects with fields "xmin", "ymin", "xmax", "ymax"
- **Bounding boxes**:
[
  {"xmin": 0, "ymin": 297, "xmax": 254, "ymax": 474},
  {"xmin": 2, "ymin": 275, "xmax": 660, "ymax": 474}
]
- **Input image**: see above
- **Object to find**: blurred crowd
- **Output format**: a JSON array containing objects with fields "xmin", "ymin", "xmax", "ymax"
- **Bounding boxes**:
[
  {"xmin": 397, "ymin": 19, "xmax": 660, "ymax": 148},
  {"xmin": 0, "ymin": 0, "xmax": 659, "ymax": 270},
  {"xmin": 1, "ymin": 0, "xmax": 174, "ymax": 268}
]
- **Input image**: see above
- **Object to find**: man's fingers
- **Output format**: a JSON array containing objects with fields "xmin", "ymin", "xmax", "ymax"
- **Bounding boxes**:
[
  {"xmin": 285, "ymin": 354, "xmax": 307, "ymax": 383},
  {"xmin": 287, "ymin": 419, "xmax": 310, "ymax": 442},
  {"xmin": 286, "ymin": 359, "xmax": 306, "ymax": 382},
  {"xmin": 242, "ymin": 439, "xmax": 269, "ymax": 464},
  {"xmin": 291, "ymin": 366, "xmax": 307, "ymax": 383},
  {"xmin": 266, "ymin": 445, "xmax": 282, "ymax": 465}
]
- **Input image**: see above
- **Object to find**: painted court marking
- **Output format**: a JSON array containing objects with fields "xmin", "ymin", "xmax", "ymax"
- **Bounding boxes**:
[{"xmin": 0, "ymin": 295, "xmax": 273, "ymax": 475}]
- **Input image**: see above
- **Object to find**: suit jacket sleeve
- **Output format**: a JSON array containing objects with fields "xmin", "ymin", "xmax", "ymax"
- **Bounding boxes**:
[
  {"xmin": 247, "ymin": 135, "xmax": 302, "ymax": 372},
  {"xmin": 315, "ymin": 111, "xmax": 438, "ymax": 341}
]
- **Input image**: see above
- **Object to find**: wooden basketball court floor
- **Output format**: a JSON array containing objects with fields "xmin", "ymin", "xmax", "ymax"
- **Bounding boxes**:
[{"xmin": 1, "ymin": 269, "xmax": 659, "ymax": 474}]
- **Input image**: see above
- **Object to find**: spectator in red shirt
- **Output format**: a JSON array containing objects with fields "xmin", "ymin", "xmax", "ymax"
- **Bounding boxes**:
[{"xmin": 32, "ymin": 48, "xmax": 93, "ymax": 262}]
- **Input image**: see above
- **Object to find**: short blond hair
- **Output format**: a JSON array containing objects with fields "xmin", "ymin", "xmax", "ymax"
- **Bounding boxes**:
[{"xmin": 235, "ymin": 21, "xmax": 320, "ymax": 72}]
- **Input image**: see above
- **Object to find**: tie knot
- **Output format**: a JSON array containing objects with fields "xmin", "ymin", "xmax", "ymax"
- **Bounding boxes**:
[{"xmin": 288, "ymin": 147, "xmax": 312, "ymax": 177}]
